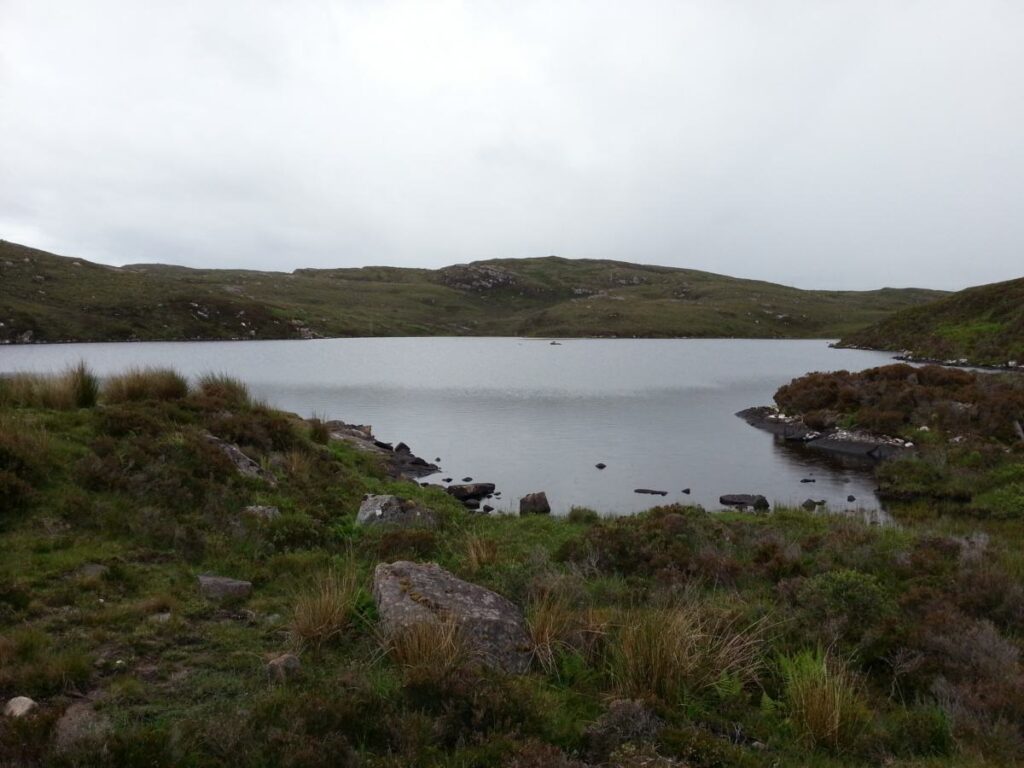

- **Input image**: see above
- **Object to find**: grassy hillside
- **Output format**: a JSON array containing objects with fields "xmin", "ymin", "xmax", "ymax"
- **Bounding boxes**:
[
  {"xmin": 2, "ymin": 366, "xmax": 1023, "ymax": 765},
  {"xmin": 0, "ymin": 240, "xmax": 945, "ymax": 343},
  {"xmin": 838, "ymin": 277, "xmax": 1024, "ymax": 367}
]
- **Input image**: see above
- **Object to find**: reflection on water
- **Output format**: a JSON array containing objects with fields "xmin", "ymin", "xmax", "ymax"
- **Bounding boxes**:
[{"xmin": 0, "ymin": 337, "xmax": 900, "ymax": 516}]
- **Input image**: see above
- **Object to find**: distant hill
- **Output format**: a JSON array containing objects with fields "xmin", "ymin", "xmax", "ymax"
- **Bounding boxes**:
[
  {"xmin": 838, "ymin": 277, "xmax": 1024, "ymax": 367},
  {"xmin": 0, "ymin": 239, "xmax": 946, "ymax": 343}
]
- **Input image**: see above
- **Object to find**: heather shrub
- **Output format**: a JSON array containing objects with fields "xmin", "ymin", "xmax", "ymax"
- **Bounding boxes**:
[{"xmin": 796, "ymin": 569, "xmax": 895, "ymax": 644}]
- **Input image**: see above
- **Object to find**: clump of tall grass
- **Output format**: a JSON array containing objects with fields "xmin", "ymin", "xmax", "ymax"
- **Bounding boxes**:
[
  {"xmin": 308, "ymin": 414, "xmax": 331, "ymax": 445},
  {"xmin": 465, "ymin": 534, "xmax": 499, "ymax": 574},
  {"xmin": 527, "ymin": 592, "xmax": 578, "ymax": 674},
  {"xmin": 103, "ymin": 367, "xmax": 188, "ymax": 403},
  {"xmin": 0, "ymin": 362, "xmax": 99, "ymax": 410},
  {"xmin": 610, "ymin": 603, "xmax": 768, "ymax": 702},
  {"xmin": 382, "ymin": 616, "xmax": 473, "ymax": 687},
  {"xmin": 195, "ymin": 373, "xmax": 251, "ymax": 408},
  {"xmin": 778, "ymin": 648, "xmax": 870, "ymax": 753},
  {"xmin": 289, "ymin": 564, "xmax": 361, "ymax": 653}
]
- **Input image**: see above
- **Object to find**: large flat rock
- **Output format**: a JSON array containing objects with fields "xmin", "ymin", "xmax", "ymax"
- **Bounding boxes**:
[{"xmin": 373, "ymin": 561, "xmax": 531, "ymax": 674}]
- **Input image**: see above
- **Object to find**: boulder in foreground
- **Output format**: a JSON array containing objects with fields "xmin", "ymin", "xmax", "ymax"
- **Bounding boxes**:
[{"xmin": 372, "ymin": 561, "xmax": 531, "ymax": 673}]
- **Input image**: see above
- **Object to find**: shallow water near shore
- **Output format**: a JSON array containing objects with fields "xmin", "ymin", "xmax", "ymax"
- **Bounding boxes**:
[{"xmin": 0, "ymin": 337, "xmax": 899, "ymax": 516}]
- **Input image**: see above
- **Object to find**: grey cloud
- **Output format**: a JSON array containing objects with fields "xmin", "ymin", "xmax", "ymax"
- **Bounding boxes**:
[{"xmin": 1, "ymin": 0, "xmax": 1021, "ymax": 289}]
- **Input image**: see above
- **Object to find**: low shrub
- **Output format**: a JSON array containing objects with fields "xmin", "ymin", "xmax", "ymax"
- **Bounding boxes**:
[{"xmin": 567, "ymin": 506, "xmax": 600, "ymax": 524}]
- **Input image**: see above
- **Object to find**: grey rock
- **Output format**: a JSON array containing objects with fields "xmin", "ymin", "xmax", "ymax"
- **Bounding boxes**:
[
  {"xmin": 242, "ymin": 505, "xmax": 280, "ymax": 521},
  {"xmin": 4, "ymin": 696, "xmax": 36, "ymax": 718},
  {"xmin": 198, "ymin": 574, "xmax": 252, "ymax": 602},
  {"xmin": 204, "ymin": 434, "xmax": 276, "ymax": 485},
  {"xmin": 54, "ymin": 703, "xmax": 111, "ymax": 753},
  {"xmin": 356, "ymin": 494, "xmax": 437, "ymax": 528},
  {"xmin": 519, "ymin": 491, "xmax": 551, "ymax": 515},
  {"xmin": 373, "ymin": 561, "xmax": 531, "ymax": 674},
  {"xmin": 78, "ymin": 563, "xmax": 109, "ymax": 580},
  {"xmin": 266, "ymin": 653, "xmax": 302, "ymax": 683},
  {"xmin": 720, "ymin": 494, "xmax": 770, "ymax": 510}
]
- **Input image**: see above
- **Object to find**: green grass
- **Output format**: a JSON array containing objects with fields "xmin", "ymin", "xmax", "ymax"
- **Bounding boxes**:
[
  {"xmin": 0, "ymin": 238, "xmax": 946, "ymax": 343},
  {"xmin": 0, "ymin": 367, "xmax": 1021, "ymax": 766}
]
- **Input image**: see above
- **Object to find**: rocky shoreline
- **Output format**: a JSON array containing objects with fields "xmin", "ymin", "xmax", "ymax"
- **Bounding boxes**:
[{"xmin": 736, "ymin": 406, "xmax": 913, "ymax": 461}]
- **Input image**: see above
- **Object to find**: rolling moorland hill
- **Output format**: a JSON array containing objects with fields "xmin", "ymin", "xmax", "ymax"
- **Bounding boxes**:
[
  {"xmin": 0, "ymin": 239, "xmax": 946, "ymax": 343},
  {"xmin": 838, "ymin": 276, "xmax": 1024, "ymax": 367}
]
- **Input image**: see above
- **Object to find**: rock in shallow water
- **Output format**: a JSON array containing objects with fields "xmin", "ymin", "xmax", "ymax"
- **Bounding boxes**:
[
  {"xmin": 719, "ymin": 494, "xmax": 770, "ymax": 510},
  {"xmin": 445, "ymin": 483, "xmax": 496, "ymax": 502},
  {"xmin": 373, "ymin": 561, "xmax": 531, "ymax": 674},
  {"xmin": 519, "ymin": 491, "xmax": 551, "ymax": 515}
]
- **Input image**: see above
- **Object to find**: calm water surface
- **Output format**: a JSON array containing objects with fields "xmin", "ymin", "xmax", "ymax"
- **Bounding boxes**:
[{"xmin": 0, "ymin": 338, "xmax": 898, "ymax": 516}]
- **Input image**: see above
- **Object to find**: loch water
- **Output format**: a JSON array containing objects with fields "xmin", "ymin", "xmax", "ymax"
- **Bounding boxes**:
[{"xmin": 0, "ymin": 337, "xmax": 900, "ymax": 516}]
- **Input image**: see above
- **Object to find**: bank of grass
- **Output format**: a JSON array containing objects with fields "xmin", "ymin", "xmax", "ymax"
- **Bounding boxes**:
[{"xmin": 0, "ymin": 365, "xmax": 1021, "ymax": 766}]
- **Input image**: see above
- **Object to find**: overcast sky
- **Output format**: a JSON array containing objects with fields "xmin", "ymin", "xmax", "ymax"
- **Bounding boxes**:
[{"xmin": 1, "ymin": 1, "xmax": 1022, "ymax": 290}]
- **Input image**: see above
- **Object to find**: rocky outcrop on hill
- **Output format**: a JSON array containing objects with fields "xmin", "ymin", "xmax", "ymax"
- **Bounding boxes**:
[
  {"xmin": 356, "ymin": 494, "xmax": 437, "ymax": 528},
  {"xmin": 323, "ymin": 421, "xmax": 439, "ymax": 478}
]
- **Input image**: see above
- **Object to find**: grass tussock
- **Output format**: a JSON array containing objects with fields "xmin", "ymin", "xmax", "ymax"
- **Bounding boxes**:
[
  {"xmin": 382, "ymin": 616, "xmax": 473, "ymax": 687},
  {"xmin": 103, "ymin": 367, "xmax": 189, "ymax": 403},
  {"xmin": 611, "ymin": 604, "xmax": 768, "ymax": 702},
  {"xmin": 308, "ymin": 415, "xmax": 331, "ymax": 445},
  {"xmin": 465, "ymin": 534, "xmax": 499, "ymax": 574},
  {"xmin": 527, "ymin": 592, "xmax": 578, "ymax": 674},
  {"xmin": 196, "ymin": 373, "xmax": 251, "ymax": 407},
  {"xmin": 778, "ymin": 648, "xmax": 870, "ymax": 754},
  {"xmin": 289, "ymin": 564, "xmax": 361, "ymax": 653},
  {"xmin": 0, "ymin": 362, "xmax": 99, "ymax": 410}
]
